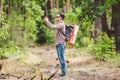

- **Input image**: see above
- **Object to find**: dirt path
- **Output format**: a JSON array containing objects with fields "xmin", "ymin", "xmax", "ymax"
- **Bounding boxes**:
[{"xmin": 0, "ymin": 46, "xmax": 120, "ymax": 80}]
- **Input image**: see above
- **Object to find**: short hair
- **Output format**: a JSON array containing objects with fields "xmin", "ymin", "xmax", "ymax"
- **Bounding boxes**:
[{"xmin": 59, "ymin": 13, "xmax": 65, "ymax": 20}]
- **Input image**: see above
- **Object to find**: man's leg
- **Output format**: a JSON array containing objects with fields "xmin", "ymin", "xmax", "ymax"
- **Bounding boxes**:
[{"xmin": 56, "ymin": 44, "xmax": 67, "ymax": 76}]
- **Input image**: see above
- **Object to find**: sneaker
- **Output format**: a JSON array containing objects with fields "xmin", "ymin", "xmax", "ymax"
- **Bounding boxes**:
[
  {"xmin": 54, "ymin": 73, "xmax": 66, "ymax": 78},
  {"xmin": 59, "ymin": 73, "xmax": 66, "ymax": 76}
]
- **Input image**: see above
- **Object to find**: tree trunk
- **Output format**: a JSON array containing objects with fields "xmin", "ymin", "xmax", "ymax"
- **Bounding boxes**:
[
  {"xmin": 94, "ymin": 13, "xmax": 108, "ymax": 34},
  {"xmin": 101, "ymin": 13, "xmax": 109, "ymax": 33},
  {"xmin": 23, "ymin": 1, "xmax": 26, "ymax": 46},
  {"xmin": 50, "ymin": 0, "xmax": 54, "ymax": 9},
  {"xmin": 66, "ymin": 0, "xmax": 70, "ymax": 11},
  {"xmin": 94, "ymin": 0, "xmax": 109, "ymax": 32},
  {"xmin": 8, "ymin": 0, "xmax": 13, "ymax": 40},
  {"xmin": 0, "ymin": 0, "xmax": 3, "ymax": 27},
  {"xmin": 93, "ymin": 0, "xmax": 105, "ymax": 42},
  {"xmin": 93, "ymin": 0, "xmax": 110, "ymax": 42},
  {"xmin": 56, "ymin": 0, "xmax": 59, "ymax": 8},
  {"xmin": 18, "ymin": 0, "xmax": 21, "ymax": 13},
  {"xmin": 112, "ymin": 1, "xmax": 120, "ymax": 52},
  {"xmin": 0, "ymin": 0, "xmax": 3, "ymax": 14},
  {"xmin": 93, "ymin": 17, "xmax": 102, "ymax": 43},
  {"xmin": 93, "ymin": 0, "xmax": 103, "ymax": 38}
]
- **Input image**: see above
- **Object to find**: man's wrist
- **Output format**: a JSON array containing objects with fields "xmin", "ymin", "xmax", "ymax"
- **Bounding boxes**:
[{"xmin": 45, "ymin": 20, "xmax": 49, "ymax": 24}]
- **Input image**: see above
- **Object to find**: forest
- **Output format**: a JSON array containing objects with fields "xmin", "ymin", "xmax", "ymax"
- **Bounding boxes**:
[{"xmin": 0, "ymin": 0, "xmax": 120, "ymax": 80}]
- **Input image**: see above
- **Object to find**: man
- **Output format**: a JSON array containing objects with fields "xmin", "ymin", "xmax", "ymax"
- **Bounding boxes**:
[{"xmin": 44, "ymin": 13, "xmax": 67, "ymax": 76}]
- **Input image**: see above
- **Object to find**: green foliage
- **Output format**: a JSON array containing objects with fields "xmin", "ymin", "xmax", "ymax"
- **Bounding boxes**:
[
  {"xmin": 74, "ymin": 0, "xmax": 118, "ymax": 23},
  {"xmin": 75, "ymin": 20, "xmax": 93, "ymax": 47},
  {"xmin": 50, "ymin": 8, "xmax": 60, "ymax": 20},
  {"xmin": 0, "ymin": 16, "xmax": 21, "ymax": 58},
  {"xmin": 0, "ymin": 41, "xmax": 21, "ymax": 58},
  {"xmin": 39, "ymin": 24, "xmax": 55, "ymax": 44},
  {"xmin": 109, "ymin": 54, "xmax": 120, "ymax": 63},
  {"xmin": 88, "ymin": 33, "xmax": 116, "ymax": 59},
  {"xmin": 64, "ymin": 10, "xmax": 79, "ymax": 25},
  {"xmin": 37, "ymin": 8, "xmax": 60, "ymax": 44},
  {"xmin": 6, "ymin": 0, "xmax": 44, "ymax": 46},
  {"xmin": 0, "ymin": 26, "xmax": 8, "ymax": 45},
  {"xmin": 45, "ymin": 30, "xmax": 55, "ymax": 44},
  {"xmin": 0, "ymin": 0, "xmax": 44, "ymax": 58}
]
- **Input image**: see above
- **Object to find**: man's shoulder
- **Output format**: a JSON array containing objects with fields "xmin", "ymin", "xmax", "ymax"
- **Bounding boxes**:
[
  {"xmin": 59, "ymin": 21, "xmax": 65, "ymax": 23},
  {"xmin": 58, "ymin": 21, "xmax": 65, "ymax": 26}
]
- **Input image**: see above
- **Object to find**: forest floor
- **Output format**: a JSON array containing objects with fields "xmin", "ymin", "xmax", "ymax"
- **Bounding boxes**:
[{"xmin": 0, "ymin": 46, "xmax": 120, "ymax": 80}]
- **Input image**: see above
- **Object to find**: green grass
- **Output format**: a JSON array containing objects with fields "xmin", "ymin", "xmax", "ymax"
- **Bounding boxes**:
[{"xmin": 108, "ymin": 54, "xmax": 120, "ymax": 64}]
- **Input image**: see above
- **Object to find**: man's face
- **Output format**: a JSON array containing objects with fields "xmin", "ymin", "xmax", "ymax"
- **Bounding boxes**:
[{"xmin": 56, "ymin": 14, "xmax": 62, "ymax": 22}]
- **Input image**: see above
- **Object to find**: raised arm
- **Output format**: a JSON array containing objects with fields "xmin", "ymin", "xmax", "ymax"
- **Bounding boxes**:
[{"xmin": 45, "ymin": 21, "xmax": 64, "ymax": 30}]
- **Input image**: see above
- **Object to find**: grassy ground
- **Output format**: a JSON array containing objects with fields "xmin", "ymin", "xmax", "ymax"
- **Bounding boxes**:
[{"xmin": 0, "ymin": 46, "xmax": 120, "ymax": 80}]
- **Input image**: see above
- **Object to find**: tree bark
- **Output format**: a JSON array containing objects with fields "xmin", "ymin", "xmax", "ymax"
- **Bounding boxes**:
[
  {"xmin": 94, "ymin": 13, "xmax": 108, "ymax": 34},
  {"xmin": 50, "ymin": 0, "xmax": 54, "ymax": 9},
  {"xmin": 0, "ymin": 0, "xmax": 3, "ymax": 14},
  {"xmin": 93, "ymin": 17, "xmax": 102, "ymax": 43},
  {"xmin": 101, "ymin": 13, "xmax": 109, "ymax": 33},
  {"xmin": 93, "ymin": 0, "xmax": 106, "ymax": 42},
  {"xmin": 66, "ymin": 0, "xmax": 70, "ymax": 11},
  {"xmin": 56, "ymin": 0, "xmax": 59, "ymax": 8},
  {"xmin": 112, "ymin": 1, "xmax": 120, "ymax": 52},
  {"xmin": 93, "ymin": 0, "xmax": 111, "ymax": 42},
  {"xmin": 18, "ymin": 0, "xmax": 21, "ymax": 13},
  {"xmin": 23, "ymin": 0, "xmax": 26, "ymax": 46},
  {"xmin": 0, "ymin": 0, "xmax": 3, "ymax": 27}
]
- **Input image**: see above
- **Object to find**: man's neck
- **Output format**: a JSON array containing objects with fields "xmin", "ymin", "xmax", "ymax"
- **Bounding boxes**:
[{"xmin": 58, "ymin": 20, "xmax": 63, "ymax": 23}]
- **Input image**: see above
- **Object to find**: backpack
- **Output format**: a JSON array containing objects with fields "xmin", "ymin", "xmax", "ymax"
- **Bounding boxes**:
[{"xmin": 60, "ymin": 25, "xmax": 74, "ymax": 42}]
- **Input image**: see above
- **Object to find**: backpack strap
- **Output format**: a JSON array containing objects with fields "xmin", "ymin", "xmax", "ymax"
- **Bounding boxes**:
[
  {"xmin": 59, "ymin": 24, "xmax": 66, "ymax": 36},
  {"xmin": 59, "ymin": 29, "xmax": 67, "ymax": 41},
  {"xmin": 59, "ymin": 29, "xmax": 65, "ymax": 36}
]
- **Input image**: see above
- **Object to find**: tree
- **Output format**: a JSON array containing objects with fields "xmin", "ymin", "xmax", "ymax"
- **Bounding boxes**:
[
  {"xmin": 56, "ymin": 0, "xmax": 59, "ymax": 8},
  {"xmin": 0, "ymin": 0, "xmax": 3, "ymax": 15},
  {"xmin": 0, "ymin": 0, "xmax": 3, "ymax": 27},
  {"xmin": 112, "ymin": 1, "xmax": 120, "ymax": 52},
  {"xmin": 94, "ymin": 0, "xmax": 111, "ymax": 39},
  {"xmin": 50, "ymin": 0, "xmax": 54, "ymax": 9}
]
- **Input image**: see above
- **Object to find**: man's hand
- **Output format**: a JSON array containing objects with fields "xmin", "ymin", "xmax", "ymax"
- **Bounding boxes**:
[{"xmin": 44, "ymin": 17, "xmax": 49, "ymax": 23}]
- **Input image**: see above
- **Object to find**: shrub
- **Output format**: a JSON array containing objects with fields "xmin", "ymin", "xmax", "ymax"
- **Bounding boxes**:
[{"xmin": 88, "ymin": 33, "xmax": 116, "ymax": 59}]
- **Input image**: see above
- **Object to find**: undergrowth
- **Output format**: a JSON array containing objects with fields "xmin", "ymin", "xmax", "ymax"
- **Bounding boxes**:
[{"xmin": 88, "ymin": 33, "xmax": 116, "ymax": 60}]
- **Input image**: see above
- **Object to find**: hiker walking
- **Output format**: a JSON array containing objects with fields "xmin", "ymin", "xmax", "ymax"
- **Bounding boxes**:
[{"xmin": 44, "ymin": 13, "xmax": 67, "ymax": 76}]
